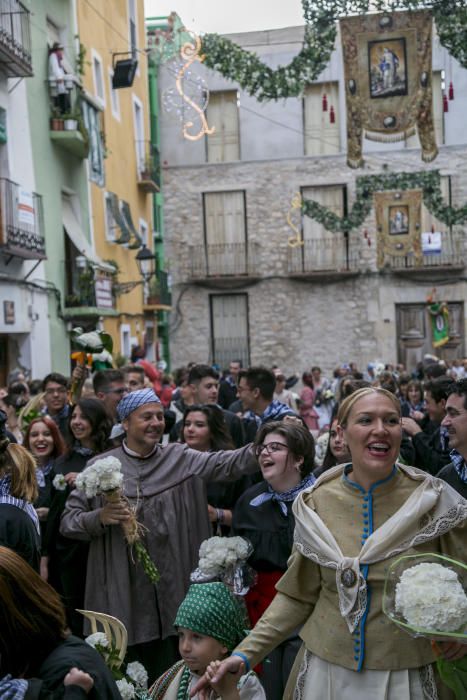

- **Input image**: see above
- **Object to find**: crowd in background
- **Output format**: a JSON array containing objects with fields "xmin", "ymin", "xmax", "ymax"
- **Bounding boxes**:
[{"xmin": 0, "ymin": 348, "xmax": 466, "ymax": 698}]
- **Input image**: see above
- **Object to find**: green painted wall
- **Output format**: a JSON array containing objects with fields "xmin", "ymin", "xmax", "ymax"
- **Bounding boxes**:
[{"xmin": 27, "ymin": 1, "xmax": 91, "ymax": 374}]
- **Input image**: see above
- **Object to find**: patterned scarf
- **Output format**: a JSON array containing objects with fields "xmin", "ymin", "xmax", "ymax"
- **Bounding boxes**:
[
  {"xmin": 73, "ymin": 442, "xmax": 95, "ymax": 458},
  {"xmin": 44, "ymin": 403, "xmax": 70, "ymax": 425},
  {"xmin": 0, "ymin": 475, "xmax": 40, "ymax": 534},
  {"xmin": 250, "ymin": 473, "xmax": 316, "ymax": 516},
  {"xmin": 36, "ymin": 460, "xmax": 54, "ymax": 489},
  {"xmin": 449, "ymin": 449, "xmax": 467, "ymax": 484},
  {"xmin": 0, "ymin": 676, "xmax": 28, "ymax": 699},
  {"xmin": 244, "ymin": 399, "xmax": 295, "ymax": 426}
]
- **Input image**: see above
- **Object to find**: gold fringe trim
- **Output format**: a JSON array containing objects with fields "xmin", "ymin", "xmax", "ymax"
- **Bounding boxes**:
[
  {"xmin": 347, "ymin": 156, "xmax": 364, "ymax": 169},
  {"xmin": 421, "ymin": 147, "xmax": 439, "ymax": 163},
  {"xmin": 364, "ymin": 127, "xmax": 416, "ymax": 143}
]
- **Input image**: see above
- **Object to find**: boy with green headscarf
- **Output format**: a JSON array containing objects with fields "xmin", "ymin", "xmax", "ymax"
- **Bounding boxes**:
[{"xmin": 149, "ymin": 583, "xmax": 265, "ymax": 700}]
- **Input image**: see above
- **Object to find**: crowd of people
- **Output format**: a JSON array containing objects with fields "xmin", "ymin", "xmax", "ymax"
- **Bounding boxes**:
[{"xmin": 0, "ymin": 351, "xmax": 465, "ymax": 699}]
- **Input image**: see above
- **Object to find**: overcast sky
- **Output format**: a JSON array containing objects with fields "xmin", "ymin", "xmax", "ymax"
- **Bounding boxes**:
[{"xmin": 144, "ymin": 0, "xmax": 305, "ymax": 34}]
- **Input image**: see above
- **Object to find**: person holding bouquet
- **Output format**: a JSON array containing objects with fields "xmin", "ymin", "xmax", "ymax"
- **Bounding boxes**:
[{"xmin": 192, "ymin": 387, "xmax": 466, "ymax": 700}]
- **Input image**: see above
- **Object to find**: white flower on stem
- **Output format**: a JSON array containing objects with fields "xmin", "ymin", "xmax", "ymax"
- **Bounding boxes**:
[
  {"xmin": 52, "ymin": 474, "xmax": 67, "ymax": 491},
  {"xmin": 126, "ymin": 661, "xmax": 149, "ymax": 688},
  {"xmin": 75, "ymin": 457, "xmax": 124, "ymax": 498},
  {"xmin": 395, "ymin": 562, "xmax": 467, "ymax": 632},
  {"xmin": 85, "ymin": 632, "xmax": 109, "ymax": 649},
  {"xmin": 116, "ymin": 678, "xmax": 136, "ymax": 699}
]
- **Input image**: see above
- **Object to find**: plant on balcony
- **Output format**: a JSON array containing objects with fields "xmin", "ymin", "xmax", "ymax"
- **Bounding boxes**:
[
  {"xmin": 145, "ymin": 277, "xmax": 160, "ymax": 305},
  {"xmin": 50, "ymin": 106, "xmax": 64, "ymax": 131}
]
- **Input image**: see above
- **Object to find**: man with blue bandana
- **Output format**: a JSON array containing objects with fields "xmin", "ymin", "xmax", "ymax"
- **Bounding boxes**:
[{"xmin": 60, "ymin": 389, "xmax": 258, "ymax": 684}]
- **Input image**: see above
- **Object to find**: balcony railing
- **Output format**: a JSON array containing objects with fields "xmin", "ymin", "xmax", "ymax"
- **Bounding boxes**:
[
  {"xmin": 136, "ymin": 140, "xmax": 160, "ymax": 193},
  {"xmin": 144, "ymin": 270, "xmax": 172, "ymax": 308},
  {"xmin": 0, "ymin": 0, "xmax": 32, "ymax": 77},
  {"xmin": 385, "ymin": 230, "xmax": 465, "ymax": 271},
  {"xmin": 0, "ymin": 178, "xmax": 45, "ymax": 259},
  {"xmin": 287, "ymin": 236, "xmax": 359, "ymax": 276},
  {"xmin": 189, "ymin": 242, "xmax": 260, "ymax": 280}
]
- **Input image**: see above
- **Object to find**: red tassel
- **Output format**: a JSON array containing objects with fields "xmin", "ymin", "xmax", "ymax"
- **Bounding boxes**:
[
  {"xmin": 330, "ymin": 105, "xmax": 335, "ymax": 123},
  {"xmin": 449, "ymin": 81, "xmax": 454, "ymax": 100},
  {"xmin": 322, "ymin": 93, "xmax": 328, "ymax": 112},
  {"xmin": 443, "ymin": 93, "xmax": 449, "ymax": 112}
]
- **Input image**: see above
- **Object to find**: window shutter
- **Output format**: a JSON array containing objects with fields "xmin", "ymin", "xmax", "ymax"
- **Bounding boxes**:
[
  {"xmin": 207, "ymin": 92, "xmax": 239, "ymax": 162},
  {"xmin": 304, "ymin": 83, "xmax": 340, "ymax": 156}
]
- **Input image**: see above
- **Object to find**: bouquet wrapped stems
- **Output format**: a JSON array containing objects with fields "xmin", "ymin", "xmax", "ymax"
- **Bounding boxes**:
[
  {"xmin": 104, "ymin": 489, "xmax": 139, "ymax": 544},
  {"xmin": 104, "ymin": 488, "xmax": 160, "ymax": 585}
]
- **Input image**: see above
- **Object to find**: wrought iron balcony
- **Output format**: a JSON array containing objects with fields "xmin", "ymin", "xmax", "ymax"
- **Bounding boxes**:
[
  {"xmin": 144, "ymin": 270, "xmax": 172, "ymax": 309},
  {"xmin": 0, "ymin": 0, "xmax": 32, "ymax": 77},
  {"xmin": 188, "ymin": 242, "xmax": 260, "ymax": 282},
  {"xmin": 136, "ymin": 140, "xmax": 160, "ymax": 193},
  {"xmin": 287, "ymin": 236, "xmax": 359, "ymax": 279},
  {"xmin": 384, "ymin": 230, "xmax": 465, "ymax": 274},
  {"xmin": 0, "ymin": 178, "xmax": 45, "ymax": 260}
]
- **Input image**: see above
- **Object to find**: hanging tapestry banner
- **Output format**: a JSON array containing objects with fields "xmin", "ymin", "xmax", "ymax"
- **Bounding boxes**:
[
  {"xmin": 340, "ymin": 10, "xmax": 437, "ymax": 168},
  {"xmin": 427, "ymin": 302, "xmax": 449, "ymax": 348},
  {"xmin": 374, "ymin": 189, "xmax": 422, "ymax": 269}
]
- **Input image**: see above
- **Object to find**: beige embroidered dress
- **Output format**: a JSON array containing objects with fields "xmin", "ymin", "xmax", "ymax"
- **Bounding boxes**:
[{"xmin": 232, "ymin": 463, "xmax": 467, "ymax": 700}]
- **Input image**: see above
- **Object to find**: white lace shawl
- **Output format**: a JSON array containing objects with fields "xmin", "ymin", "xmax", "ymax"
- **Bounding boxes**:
[{"xmin": 292, "ymin": 463, "xmax": 467, "ymax": 633}]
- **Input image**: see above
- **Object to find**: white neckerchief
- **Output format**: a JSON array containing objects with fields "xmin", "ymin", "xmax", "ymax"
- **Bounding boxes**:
[{"xmin": 293, "ymin": 462, "xmax": 467, "ymax": 633}]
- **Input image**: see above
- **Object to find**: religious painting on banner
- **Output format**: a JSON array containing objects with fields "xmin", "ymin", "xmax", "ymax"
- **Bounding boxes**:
[
  {"xmin": 340, "ymin": 10, "xmax": 437, "ymax": 168},
  {"xmin": 374, "ymin": 190, "xmax": 422, "ymax": 268}
]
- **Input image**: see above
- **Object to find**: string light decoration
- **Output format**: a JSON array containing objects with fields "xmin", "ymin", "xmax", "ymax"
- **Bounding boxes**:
[
  {"xmin": 286, "ymin": 192, "xmax": 304, "ymax": 248},
  {"xmin": 163, "ymin": 30, "xmax": 215, "ymax": 141}
]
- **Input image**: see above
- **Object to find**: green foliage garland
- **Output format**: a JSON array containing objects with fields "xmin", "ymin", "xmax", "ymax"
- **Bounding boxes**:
[
  {"xmin": 301, "ymin": 170, "xmax": 467, "ymax": 233},
  {"xmin": 200, "ymin": 1, "xmax": 467, "ymax": 101}
]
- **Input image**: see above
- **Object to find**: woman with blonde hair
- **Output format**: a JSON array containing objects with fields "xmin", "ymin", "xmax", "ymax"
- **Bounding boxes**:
[
  {"xmin": 0, "ymin": 409, "xmax": 40, "ymax": 570},
  {"xmin": 193, "ymin": 387, "xmax": 467, "ymax": 700}
]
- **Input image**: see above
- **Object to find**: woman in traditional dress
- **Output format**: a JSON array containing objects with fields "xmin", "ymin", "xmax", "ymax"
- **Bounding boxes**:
[
  {"xmin": 192, "ymin": 388, "xmax": 467, "ymax": 700},
  {"xmin": 232, "ymin": 421, "xmax": 316, "ymax": 700},
  {"xmin": 181, "ymin": 404, "xmax": 245, "ymax": 535},
  {"xmin": 23, "ymin": 416, "xmax": 66, "ymax": 543}
]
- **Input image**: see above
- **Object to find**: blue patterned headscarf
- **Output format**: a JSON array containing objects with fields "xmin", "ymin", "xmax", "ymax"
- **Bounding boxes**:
[
  {"xmin": 117, "ymin": 388, "xmax": 160, "ymax": 422},
  {"xmin": 0, "ymin": 676, "xmax": 28, "ymax": 699}
]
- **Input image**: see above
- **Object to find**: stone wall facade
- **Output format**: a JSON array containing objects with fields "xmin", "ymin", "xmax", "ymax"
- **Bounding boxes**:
[{"xmin": 159, "ymin": 25, "xmax": 467, "ymax": 376}]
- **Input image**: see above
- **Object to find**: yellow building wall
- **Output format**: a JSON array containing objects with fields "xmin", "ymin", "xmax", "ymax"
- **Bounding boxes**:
[{"xmin": 76, "ymin": 0, "xmax": 154, "ymax": 362}]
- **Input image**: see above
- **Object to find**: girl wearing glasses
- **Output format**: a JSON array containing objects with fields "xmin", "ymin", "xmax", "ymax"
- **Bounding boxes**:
[{"xmin": 231, "ymin": 421, "xmax": 316, "ymax": 700}]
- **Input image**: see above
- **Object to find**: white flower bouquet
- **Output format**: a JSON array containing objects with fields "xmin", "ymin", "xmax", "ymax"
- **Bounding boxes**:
[
  {"xmin": 85, "ymin": 633, "xmax": 149, "ymax": 699},
  {"xmin": 191, "ymin": 536, "xmax": 255, "ymax": 594},
  {"xmin": 383, "ymin": 553, "xmax": 467, "ymax": 642},
  {"xmin": 75, "ymin": 457, "xmax": 159, "ymax": 584},
  {"xmin": 383, "ymin": 553, "xmax": 467, "ymax": 699}
]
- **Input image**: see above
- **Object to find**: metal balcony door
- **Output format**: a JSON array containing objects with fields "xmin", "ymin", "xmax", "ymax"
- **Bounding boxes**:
[
  {"xmin": 396, "ymin": 302, "xmax": 465, "ymax": 371},
  {"xmin": 210, "ymin": 293, "xmax": 250, "ymax": 370}
]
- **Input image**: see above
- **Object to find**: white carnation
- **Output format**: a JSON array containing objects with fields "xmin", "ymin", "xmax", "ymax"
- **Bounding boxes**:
[
  {"xmin": 126, "ymin": 661, "xmax": 148, "ymax": 688},
  {"xmin": 198, "ymin": 536, "xmax": 250, "ymax": 576},
  {"xmin": 52, "ymin": 473, "xmax": 67, "ymax": 491},
  {"xmin": 75, "ymin": 457, "xmax": 123, "ymax": 498},
  {"xmin": 85, "ymin": 631, "xmax": 109, "ymax": 649},
  {"xmin": 116, "ymin": 679, "xmax": 136, "ymax": 699},
  {"xmin": 395, "ymin": 563, "xmax": 467, "ymax": 632}
]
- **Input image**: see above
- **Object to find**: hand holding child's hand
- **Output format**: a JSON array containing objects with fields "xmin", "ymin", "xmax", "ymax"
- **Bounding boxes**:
[{"xmin": 204, "ymin": 659, "xmax": 242, "ymax": 700}]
